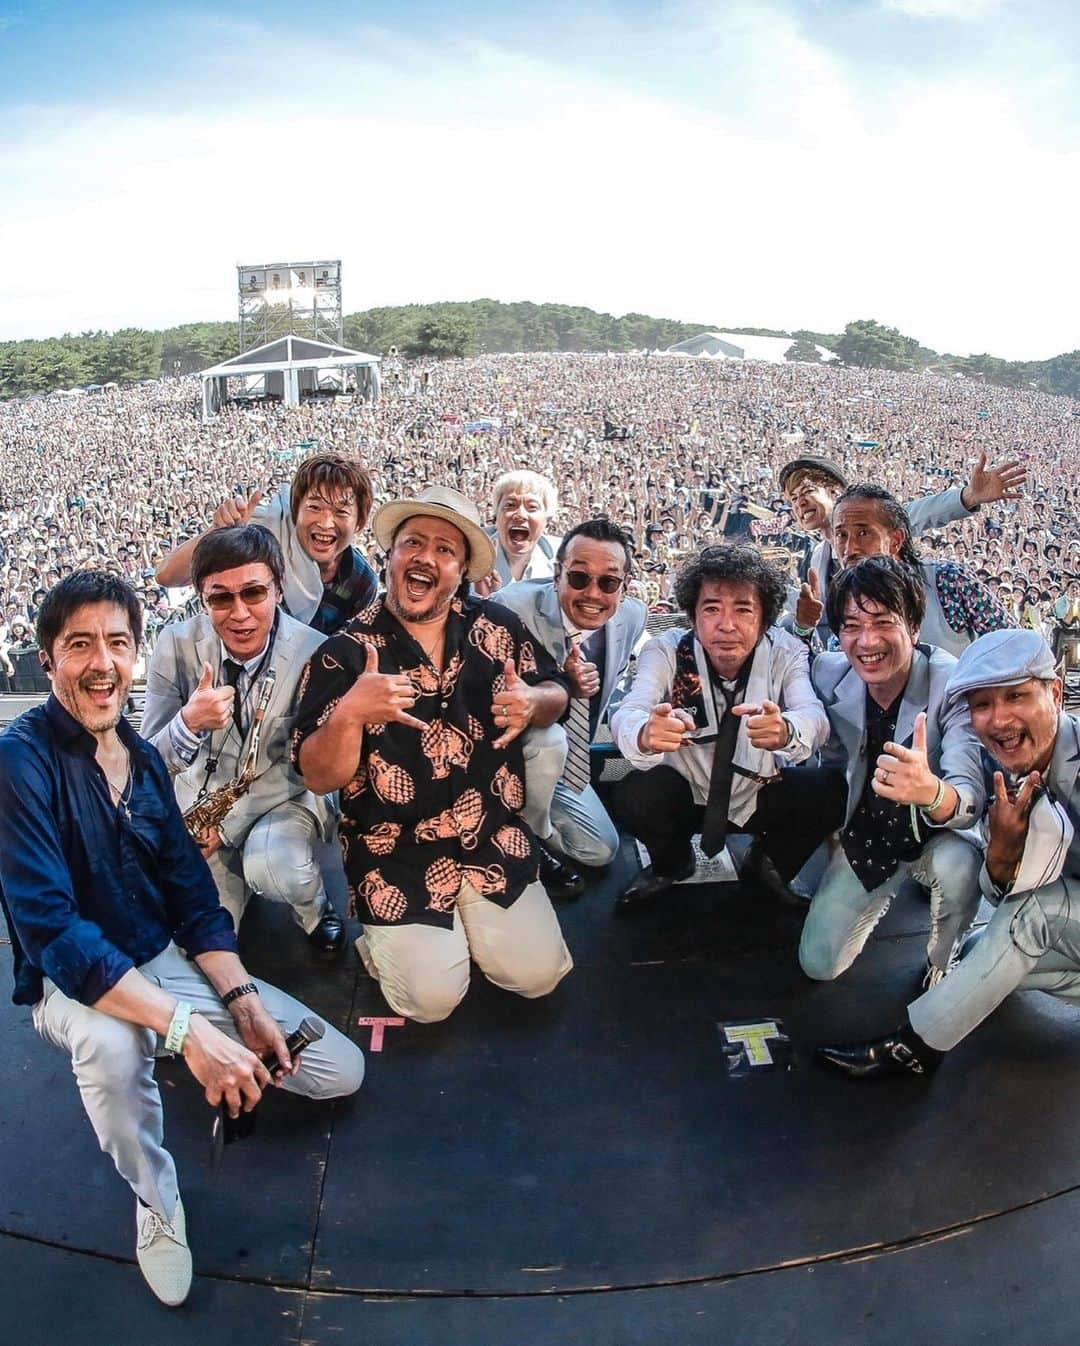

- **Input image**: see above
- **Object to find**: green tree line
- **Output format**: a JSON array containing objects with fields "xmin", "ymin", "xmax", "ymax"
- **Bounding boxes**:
[{"xmin": 2, "ymin": 303, "xmax": 1079, "ymax": 401}]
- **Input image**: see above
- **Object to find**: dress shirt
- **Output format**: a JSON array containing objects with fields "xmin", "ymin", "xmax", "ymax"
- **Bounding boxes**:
[{"xmin": 0, "ymin": 697, "xmax": 236, "ymax": 1007}]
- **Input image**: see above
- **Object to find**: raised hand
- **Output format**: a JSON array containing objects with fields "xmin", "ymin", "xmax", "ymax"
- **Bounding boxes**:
[
  {"xmin": 565, "ymin": 640, "xmax": 601, "ymax": 699},
  {"xmin": 986, "ymin": 769, "xmax": 1042, "ymax": 890},
  {"xmin": 340, "ymin": 643, "xmax": 425, "ymax": 729},
  {"xmin": 472, "ymin": 570, "xmax": 502, "ymax": 598},
  {"xmin": 873, "ymin": 710, "xmax": 939, "ymax": 807},
  {"xmin": 181, "ymin": 660, "xmax": 235, "ymax": 733},
  {"xmin": 795, "ymin": 567, "xmax": 823, "ymax": 632},
  {"xmin": 639, "ymin": 701, "xmax": 696, "ymax": 754},
  {"xmin": 962, "ymin": 452, "xmax": 1027, "ymax": 508},
  {"xmin": 492, "ymin": 658, "xmax": 534, "ymax": 748},
  {"xmin": 212, "ymin": 488, "xmax": 264, "ymax": 529},
  {"xmin": 733, "ymin": 698, "xmax": 790, "ymax": 751}
]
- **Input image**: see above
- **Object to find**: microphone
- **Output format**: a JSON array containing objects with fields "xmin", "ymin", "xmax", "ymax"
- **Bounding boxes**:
[{"xmin": 212, "ymin": 1017, "xmax": 326, "ymax": 1152}]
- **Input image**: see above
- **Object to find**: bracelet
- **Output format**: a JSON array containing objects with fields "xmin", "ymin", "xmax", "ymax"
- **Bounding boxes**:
[
  {"xmin": 221, "ymin": 981, "xmax": 259, "ymax": 1009},
  {"xmin": 920, "ymin": 778, "xmax": 947, "ymax": 816},
  {"xmin": 164, "ymin": 1001, "xmax": 194, "ymax": 1055},
  {"xmin": 781, "ymin": 716, "xmax": 797, "ymax": 751},
  {"xmin": 791, "ymin": 620, "xmax": 816, "ymax": 639}
]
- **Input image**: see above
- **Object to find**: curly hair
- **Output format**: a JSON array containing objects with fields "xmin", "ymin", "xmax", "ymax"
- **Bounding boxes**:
[
  {"xmin": 832, "ymin": 484, "xmax": 920, "ymax": 567},
  {"xmin": 674, "ymin": 543, "xmax": 787, "ymax": 629},
  {"xmin": 825, "ymin": 554, "xmax": 926, "ymax": 636}
]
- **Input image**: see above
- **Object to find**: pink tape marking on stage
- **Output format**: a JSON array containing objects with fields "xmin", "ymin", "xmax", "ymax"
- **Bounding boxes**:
[{"xmin": 357, "ymin": 1016, "xmax": 406, "ymax": 1051}]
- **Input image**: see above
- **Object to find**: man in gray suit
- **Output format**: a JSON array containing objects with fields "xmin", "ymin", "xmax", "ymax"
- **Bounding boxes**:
[
  {"xmin": 492, "ymin": 518, "xmax": 647, "ymax": 882},
  {"xmin": 779, "ymin": 453, "xmax": 1025, "ymax": 642},
  {"xmin": 142, "ymin": 525, "xmax": 345, "ymax": 954},
  {"xmin": 819, "ymin": 629, "xmax": 1080, "ymax": 1078},
  {"xmin": 803, "ymin": 556, "xmax": 985, "ymax": 987}
]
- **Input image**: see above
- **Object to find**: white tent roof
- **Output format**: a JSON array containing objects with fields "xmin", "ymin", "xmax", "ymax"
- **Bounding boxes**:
[
  {"xmin": 202, "ymin": 334, "xmax": 379, "ymax": 378},
  {"xmin": 661, "ymin": 331, "xmax": 835, "ymax": 363}
]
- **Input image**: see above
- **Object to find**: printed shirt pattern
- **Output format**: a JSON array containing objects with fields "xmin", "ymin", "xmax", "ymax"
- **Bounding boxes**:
[{"xmin": 292, "ymin": 595, "xmax": 564, "ymax": 928}]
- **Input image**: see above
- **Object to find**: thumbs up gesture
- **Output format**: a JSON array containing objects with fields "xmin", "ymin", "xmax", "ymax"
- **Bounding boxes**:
[
  {"xmin": 212, "ymin": 488, "xmax": 264, "ymax": 530},
  {"xmin": 565, "ymin": 639, "xmax": 601, "ymax": 699},
  {"xmin": 795, "ymin": 567, "xmax": 823, "ymax": 632},
  {"xmin": 733, "ymin": 698, "xmax": 790, "ymax": 751},
  {"xmin": 491, "ymin": 658, "xmax": 534, "ymax": 748},
  {"xmin": 181, "ymin": 660, "xmax": 237, "ymax": 734},
  {"xmin": 873, "ymin": 710, "xmax": 945, "ymax": 809}
]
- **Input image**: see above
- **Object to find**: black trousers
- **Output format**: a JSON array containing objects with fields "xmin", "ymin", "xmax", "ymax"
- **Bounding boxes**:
[{"xmin": 611, "ymin": 763, "xmax": 848, "ymax": 881}]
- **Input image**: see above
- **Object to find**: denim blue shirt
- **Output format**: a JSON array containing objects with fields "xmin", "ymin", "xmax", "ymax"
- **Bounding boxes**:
[{"xmin": 0, "ymin": 696, "xmax": 237, "ymax": 1007}]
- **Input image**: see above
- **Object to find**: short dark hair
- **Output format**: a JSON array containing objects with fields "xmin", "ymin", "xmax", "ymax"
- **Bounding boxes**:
[
  {"xmin": 673, "ymin": 543, "xmax": 787, "ymax": 629},
  {"xmin": 825, "ymin": 555, "xmax": 926, "ymax": 635},
  {"xmin": 192, "ymin": 524, "xmax": 285, "ymax": 594},
  {"xmin": 36, "ymin": 571, "xmax": 143, "ymax": 656},
  {"xmin": 289, "ymin": 453, "xmax": 373, "ymax": 528},
  {"xmin": 555, "ymin": 517, "xmax": 635, "ymax": 574},
  {"xmin": 832, "ymin": 485, "xmax": 920, "ymax": 567}
]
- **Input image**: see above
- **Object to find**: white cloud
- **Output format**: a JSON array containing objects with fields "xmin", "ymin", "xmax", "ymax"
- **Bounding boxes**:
[
  {"xmin": 880, "ymin": 0, "xmax": 1005, "ymax": 18},
  {"xmin": 1, "ymin": 9, "xmax": 1078, "ymax": 359}
]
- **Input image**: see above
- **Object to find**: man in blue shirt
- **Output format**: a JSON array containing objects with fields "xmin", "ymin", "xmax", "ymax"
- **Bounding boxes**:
[{"xmin": 0, "ymin": 572, "xmax": 364, "ymax": 1307}]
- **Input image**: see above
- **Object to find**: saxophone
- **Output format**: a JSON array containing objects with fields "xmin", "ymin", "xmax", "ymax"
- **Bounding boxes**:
[{"xmin": 183, "ymin": 669, "xmax": 277, "ymax": 840}]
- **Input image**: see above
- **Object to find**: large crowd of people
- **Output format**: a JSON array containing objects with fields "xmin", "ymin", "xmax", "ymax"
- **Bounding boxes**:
[
  {"xmin": 5, "ymin": 352, "xmax": 1080, "ymax": 1307},
  {"xmin": 2, "ymin": 353, "xmax": 1080, "ymax": 661}
]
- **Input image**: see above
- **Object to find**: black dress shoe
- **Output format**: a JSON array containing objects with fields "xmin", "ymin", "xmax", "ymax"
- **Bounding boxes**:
[
  {"xmin": 536, "ymin": 841, "xmax": 586, "ymax": 902},
  {"xmin": 615, "ymin": 859, "xmax": 696, "ymax": 912},
  {"xmin": 816, "ymin": 1022, "xmax": 944, "ymax": 1080},
  {"xmin": 308, "ymin": 906, "xmax": 346, "ymax": 956},
  {"xmin": 739, "ymin": 840, "xmax": 808, "ymax": 908}
]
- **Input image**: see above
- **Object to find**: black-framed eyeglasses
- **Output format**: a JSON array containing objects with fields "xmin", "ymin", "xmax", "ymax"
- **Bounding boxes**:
[
  {"xmin": 560, "ymin": 568, "xmax": 625, "ymax": 595},
  {"xmin": 202, "ymin": 583, "xmax": 273, "ymax": 612}
]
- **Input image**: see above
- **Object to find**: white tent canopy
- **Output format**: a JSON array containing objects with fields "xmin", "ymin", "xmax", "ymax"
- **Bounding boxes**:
[
  {"xmin": 660, "ymin": 331, "xmax": 836, "ymax": 363},
  {"xmin": 200, "ymin": 334, "xmax": 381, "ymax": 421}
]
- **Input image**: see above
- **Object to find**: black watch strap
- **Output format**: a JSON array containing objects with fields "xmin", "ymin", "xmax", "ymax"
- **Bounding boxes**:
[{"xmin": 222, "ymin": 981, "xmax": 259, "ymax": 1009}]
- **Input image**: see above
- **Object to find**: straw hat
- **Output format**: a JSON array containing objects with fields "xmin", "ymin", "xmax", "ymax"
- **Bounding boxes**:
[{"xmin": 372, "ymin": 485, "xmax": 496, "ymax": 582}]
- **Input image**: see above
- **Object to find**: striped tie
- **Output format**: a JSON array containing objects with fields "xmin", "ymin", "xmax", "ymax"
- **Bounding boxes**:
[{"xmin": 563, "ymin": 632, "xmax": 592, "ymax": 796}]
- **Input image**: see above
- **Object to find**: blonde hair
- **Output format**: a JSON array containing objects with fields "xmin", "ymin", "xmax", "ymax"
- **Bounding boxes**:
[{"xmin": 493, "ymin": 470, "xmax": 558, "ymax": 520}]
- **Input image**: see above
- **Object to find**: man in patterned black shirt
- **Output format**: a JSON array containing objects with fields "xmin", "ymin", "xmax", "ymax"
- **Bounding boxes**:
[
  {"xmin": 293, "ymin": 486, "xmax": 573, "ymax": 1023},
  {"xmin": 803, "ymin": 557, "xmax": 986, "ymax": 988}
]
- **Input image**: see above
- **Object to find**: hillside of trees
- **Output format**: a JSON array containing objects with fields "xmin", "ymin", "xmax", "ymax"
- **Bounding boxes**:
[{"xmin": 2, "ymin": 301, "xmax": 1079, "ymax": 401}]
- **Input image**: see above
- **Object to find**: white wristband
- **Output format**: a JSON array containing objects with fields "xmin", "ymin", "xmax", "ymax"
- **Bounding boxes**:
[{"xmin": 164, "ymin": 1001, "xmax": 194, "ymax": 1055}]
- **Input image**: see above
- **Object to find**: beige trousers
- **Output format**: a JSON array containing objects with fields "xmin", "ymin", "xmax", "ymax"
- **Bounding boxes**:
[{"xmin": 357, "ymin": 879, "xmax": 573, "ymax": 1023}]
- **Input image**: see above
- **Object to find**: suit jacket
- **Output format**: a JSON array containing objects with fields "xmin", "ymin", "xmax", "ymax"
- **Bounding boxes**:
[
  {"xmin": 491, "ymin": 578, "xmax": 647, "ymax": 734},
  {"xmin": 788, "ymin": 486, "xmax": 972, "ymax": 642},
  {"xmin": 612, "ymin": 626, "xmax": 829, "ymax": 821},
  {"xmin": 487, "ymin": 530, "xmax": 562, "ymax": 585},
  {"xmin": 811, "ymin": 643, "xmax": 984, "ymax": 832},
  {"xmin": 141, "ymin": 610, "xmax": 331, "ymax": 847}
]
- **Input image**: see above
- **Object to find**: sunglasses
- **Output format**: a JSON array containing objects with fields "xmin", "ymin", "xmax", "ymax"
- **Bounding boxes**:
[
  {"xmin": 560, "ymin": 568, "xmax": 625, "ymax": 595},
  {"xmin": 202, "ymin": 583, "xmax": 274, "ymax": 612}
]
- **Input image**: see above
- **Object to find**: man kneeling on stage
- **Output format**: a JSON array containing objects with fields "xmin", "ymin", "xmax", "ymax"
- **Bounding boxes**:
[
  {"xmin": 141, "ymin": 524, "xmax": 345, "ymax": 954},
  {"xmin": 293, "ymin": 486, "xmax": 573, "ymax": 1024},
  {"xmin": 818, "ymin": 629, "xmax": 1080, "ymax": 1079},
  {"xmin": 610, "ymin": 543, "xmax": 841, "ymax": 909},
  {"xmin": 0, "ymin": 573, "xmax": 364, "ymax": 1306}
]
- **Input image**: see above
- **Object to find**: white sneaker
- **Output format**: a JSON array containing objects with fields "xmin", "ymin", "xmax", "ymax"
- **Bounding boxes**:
[{"xmin": 136, "ymin": 1196, "xmax": 192, "ymax": 1307}]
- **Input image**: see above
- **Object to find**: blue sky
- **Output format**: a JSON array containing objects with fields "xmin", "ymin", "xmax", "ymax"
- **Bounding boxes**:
[{"xmin": 2, "ymin": 0, "xmax": 1078, "ymax": 357}]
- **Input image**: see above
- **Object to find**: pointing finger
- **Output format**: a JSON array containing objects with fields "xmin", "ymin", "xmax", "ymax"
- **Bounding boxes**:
[
  {"xmin": 732, "ymin": 703, "xmax": 760, "ymax": 718},
  {"xmin": 760, "ymin": 699, "xmax": 781, "ymax": 716}
]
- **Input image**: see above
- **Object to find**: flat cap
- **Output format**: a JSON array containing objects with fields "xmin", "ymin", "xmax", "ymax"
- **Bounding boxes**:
[
  {"xmin": 945, "ymin": 629, "xmax": 1058, "ymax": 703},
  {"xmin": 778, "ymin": 456, "xmax": 848, "ymax": 493}
]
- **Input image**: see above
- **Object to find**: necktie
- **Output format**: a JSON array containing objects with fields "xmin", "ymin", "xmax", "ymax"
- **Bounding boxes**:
[
  {"xmin": 563, "ymin": 632, "xmax": 592, "ymax": 796},
  {"xmin": 699, "ymin": 667, "xmax": 750, "ymax": 858},
  {"xmin": 222, "ymin": 659, "xmax": 245, "ymax": 736}
]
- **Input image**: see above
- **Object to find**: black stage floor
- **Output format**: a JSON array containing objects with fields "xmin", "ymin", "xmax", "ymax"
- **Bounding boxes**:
[{"xmin": 3, "ymin": 839, "xmax": 1080, "ymax": 1344}]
